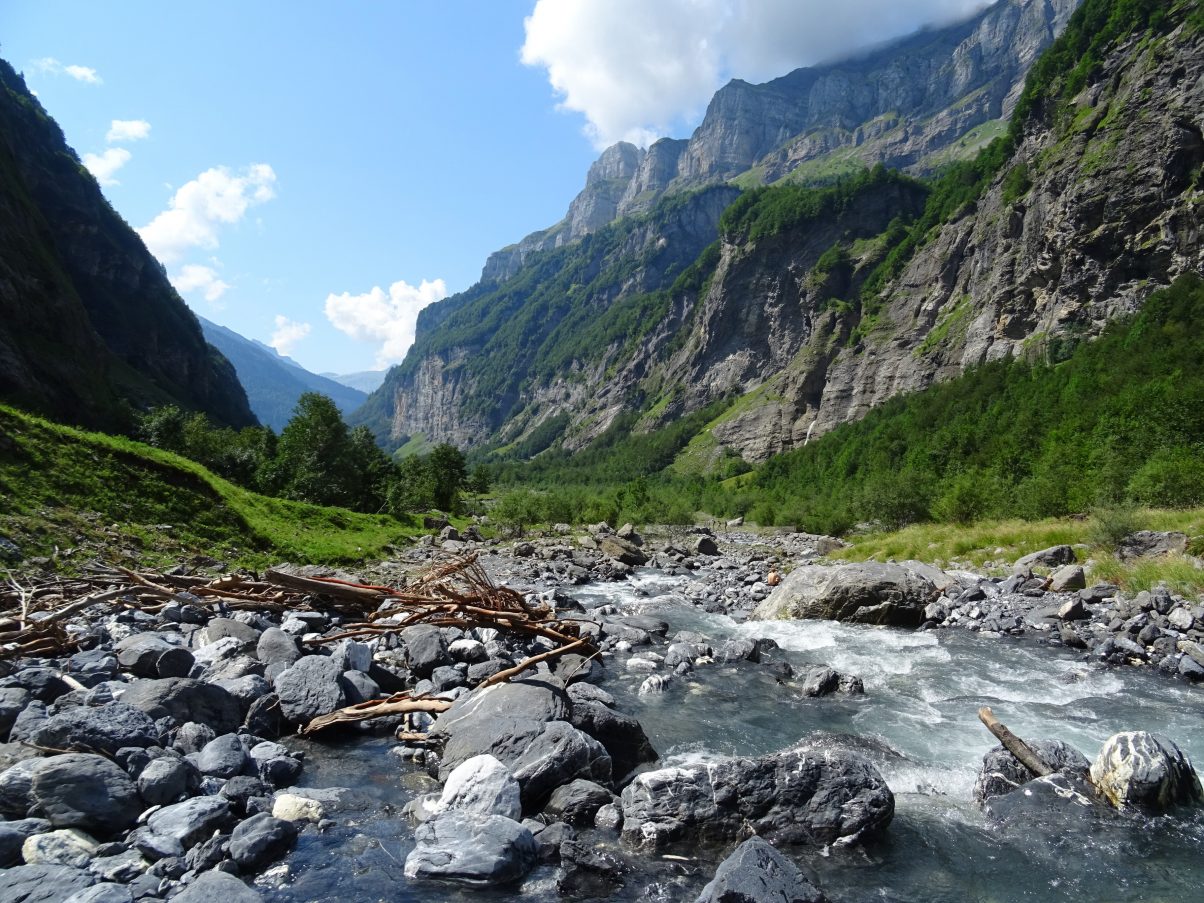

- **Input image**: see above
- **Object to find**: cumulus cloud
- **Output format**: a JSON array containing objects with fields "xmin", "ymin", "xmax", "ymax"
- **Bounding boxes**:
[
  {"xmin": 270, "ymin": 315, "xmax": 311, "ymax": 356},
  {"xmin": 31, "ymin": 57, "xmax": 103, "ymax": 84},
  {"xmin": 106, "ymin": 119, "xmax": 151, "ymax": 143},
  {"xmin": 82, "ymin": 147, "xmax": 131, "ymax": 186},
  {"xmin": 521, "ymin": 0, "xmax": 990, "ymax": 147},
  {"xmin": 172, "ymin": 263, "xmax": 230, "ymax": 303},
  {"xmin": 138, "ymin": 164, "xmax": 276, "ymax": 264},
  {"xmin": 324, "ymin": 278, "xmax": 449, "ymax": 368}
]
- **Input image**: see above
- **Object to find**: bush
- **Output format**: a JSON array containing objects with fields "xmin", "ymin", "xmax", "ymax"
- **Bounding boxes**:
[{"xmin": 1088, "ymin": 504, "xmax": 1145, "ymax": 550}]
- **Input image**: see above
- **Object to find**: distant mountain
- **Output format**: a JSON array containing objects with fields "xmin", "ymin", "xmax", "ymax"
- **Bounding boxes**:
[
  {"xmin": 198, "ymin": 318, "xmax": 366, "ymax": 431},
  {"xmin": 0, "ymin": 58, "xmax": 254, "ymax": 431},
  {"xmin": 320, "ymin": 370, "xmax": 387, "ymax": 394}
]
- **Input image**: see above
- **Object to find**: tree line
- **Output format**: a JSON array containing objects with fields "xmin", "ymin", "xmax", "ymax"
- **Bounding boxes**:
[{"xmin": 138, "ymin": 392, "xmax": 485, "ymax": 517}]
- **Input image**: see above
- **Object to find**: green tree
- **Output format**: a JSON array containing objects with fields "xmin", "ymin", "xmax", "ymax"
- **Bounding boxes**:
[
  {"xmin": 270, "ymin": 393, "xmax": 357, "ymax": 507},
  {"xmin": 427, "ymin": 443, "xmax": 468, "ymax": 511}
]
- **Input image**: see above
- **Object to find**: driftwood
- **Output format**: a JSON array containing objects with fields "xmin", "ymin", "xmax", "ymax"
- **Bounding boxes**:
[
  {"xmin": 301, "ymin": 693, "xmax": 452, "ymax": 736},
  {"xmin": 978, "ymin": 706, "xmax": 1053, "ymax": 777}
]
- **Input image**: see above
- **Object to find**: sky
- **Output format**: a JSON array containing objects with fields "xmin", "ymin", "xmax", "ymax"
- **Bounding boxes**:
[{"xmin": 1, "ymin": 0, "xmax": 989, "ymax": 375}]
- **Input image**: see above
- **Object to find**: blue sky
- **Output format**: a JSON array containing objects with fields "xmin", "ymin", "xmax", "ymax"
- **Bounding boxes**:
[{"xmin": 1, "ymin": 0, "xmax": 987, "ymax": 375}]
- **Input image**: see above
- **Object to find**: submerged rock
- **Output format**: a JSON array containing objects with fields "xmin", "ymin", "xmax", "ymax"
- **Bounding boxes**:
[
  {"xmin": 695, "ymin": 836, "xmax": 827, "ymax": 903},
  {"xmin": 620, "ymin": 745, "xmax": 893, "ymax": 847},
  {"xmin": 974, "ymin": 739, "xmax": 1090, "ymax": 804},
  {"xmin": 1089, "ymin": 731, "xmax": 1203, "ymax": 811},
  {"xmin": 751, "ymin": 563, "xmax": 937, "ymax": 626}
]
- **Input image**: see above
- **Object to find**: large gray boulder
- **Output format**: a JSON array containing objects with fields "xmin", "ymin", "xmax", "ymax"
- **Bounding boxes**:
[
  {"xmin": 598, "ymin": 535, "xmax": 648, "ymax": 566},
  {"xmin": 145, "ymin": 796, "xmax": 230, "ymax": 851},
  {"xmin": 119, "ymin": 678, "xmax": 241, "ymax": 734},
  {"xmin": 751, "ymin": 563, "xmax": 937, "ymax": 626},
  {"xmin": 29, "ymin": 704, "xmax": 158, "ymax": 756},
  {"xmin": 401, "ymin": 625, "xmax": 452, "ymax": 678},
  {"xmin": 620, "ymin": 745, "xmax": 892, "ymax": 848},
  {"xmin": 1089, "ymin": 731, "xmax": 1203, "ymax": 811},
  {"xmin": 29, "ymin": 754, "xmax": 141, "ymax": 835},
  {"xmin": 695, "ymin": 836, "xmax": 827, "ymax": 903},
  {"xmin": 429, "ymin": 754, "xmax": 522, "ymax": 821},
  {"xmin": 0, "ymin": 864, "xmax": 96, "ymax": 903},
  {"xmin": 228, "ymin": 813, "xmax": 296, "ymax": 870},
  {"xmin": 403, "ymin": 811, "xmax": 538, "ymax": 887},
  {"xmin": 171, "ymin": 869, "xmax": 262, "ymax": 903},
  {"xmin": 1014, "ymin": 545, "xmax": 1076, "ymax": 570},
  {"xmin": 973, "ymin": 739, "xmax": 1089, "ymax": 803},
  {"xmin": 273, "ymin": 655, "xmax": 348, "ymax": 725},
  {"xmin": 1117, "ymin": 531, "xmax": 1188, "ymax": 561},
  {"xmin": 569, "ymin": 699, "xmax": 658, "ymax": 778}
]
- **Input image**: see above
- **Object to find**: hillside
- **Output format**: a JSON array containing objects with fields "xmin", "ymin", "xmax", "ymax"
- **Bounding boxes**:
[
  {"xmin": 364, "ymin": 0, "xmax": 1201, "ymax": 465},
  {"xmin": 0, "ymin": 59, "xmax": 254, "ymax": 431},
  {"xmin": 0, "ymin": 404, "xmax": 414, "ymax": 568},
  {"xmin": 199, "ymin": 317, "xmax": 367, "ymax": 431}
]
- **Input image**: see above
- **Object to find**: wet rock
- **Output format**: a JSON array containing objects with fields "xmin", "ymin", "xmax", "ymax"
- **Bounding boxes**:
[
  {"xmin": 403, "ymin": 811, "xmax": 538, "ymax": 887},
  {"xmin": 145, "ymin": 796, "xmax": 231, "ymax": 851},
  {"xmin": 431, "ymin": 754, "xmax": 522, "ymax": 821},
  {"xmin": 973, "ymin": 739, "xmax": 1090, "ymax": 803},
  {"xmin": 30, "ymin": 754, "xmax": 142, "ymax": 835},
  {"xmin": 1014, "ymin": 546, "xmax": 1075, "ymax": 570},
  {"xmin": 120, "ymin": 678, "xmax": 241, "ymax": 735},
  {"xmin": 273, "ymin": 655, "xmax": 348, "ymax": 725},
  {"xmin": 695, "ymin": 835, "xmax": 827, "ymax": 903},
  {"xmin": 271, "ymin": 793, "xmax": 325, "ymax": 822},
  {"xmin": 620, "ymin": 745, "xmax": 892, "ymax": 847},
  {"xmin": 0, "ymin": 864, "xmax": 97, "ymax": 903},
  {"xmin": 752, "ymin": 563, "xmax": 937, "ymax": 627},
  {"xmin": 1117, "ymin": 531, "xmax": 1188, "ymax": 561},
  {"xmin": 249, "ymin": 741, "xmax": 302, "ymax": 787},
  {"xmin": 542, "ymin": 778, "xmax": 615, "ymax": 826},
  {"xmin": 1089, "ymin": 731, "xmax": 1204, "ymax": 811},
  {"xmin": 228, "ymin": 813, "xmax": 296, "ymax": 870},
  {"xmin": 171, "ymin": 869, "xmax": 262, "ymax": 903},
  {"xmin": 985, "ymin": 771, "xmax": 1105, "ymax": 828},
  {"xmin": 569, "ymin": 699, "xmax": 658, "ymax": 779},
  {"xmin": 557, "ymin": 837, "xmax": 627, "ymax": 897},
  {"xmin": 401, "ymin": 625, "xmax": 452, "ymax": 678},
  {"xmin": 531, "ymin": 820, "xmax": 574, "ymax": 859},
  {"xmin": 800, "ymin": 667, "xmax": 864, "ymax": 697},
  {"xmin": 716, "ymin": 638, "xmax": 759, "ymax": 663}
]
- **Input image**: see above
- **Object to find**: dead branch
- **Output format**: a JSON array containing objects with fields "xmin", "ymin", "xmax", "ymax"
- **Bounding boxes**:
[
  {"xmin": 479, "ymin": 637, "xmax": 589, "ymax": 688},
  {"xmin": 301, "ymin": 694, "xmax": 452, "ymax": 735},
  {"xmin": 978, "ymin": 706, "xmax": 1053, "ymax": 778}
]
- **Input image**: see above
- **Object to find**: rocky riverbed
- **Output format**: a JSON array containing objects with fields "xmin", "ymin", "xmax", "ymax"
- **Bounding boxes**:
[{"xmin": 0, "ymin": 523, "xmax": 1201, "ymax": 902}]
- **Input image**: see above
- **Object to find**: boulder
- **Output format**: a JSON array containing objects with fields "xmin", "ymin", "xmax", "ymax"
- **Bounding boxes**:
[
  {"xmin": 195, "ymin": 733, "xmax": 249, "ymax": 778},
  {"xmin": 228, "ymin": 813, "xmax": 296, "ymax": 870},
  {"xmin": 557, "ymin": 837, "xmax": 627, "ymax": 897},
  {"xmin": 137, "ymin": 755, "xmax": 194, "ymax": 806},
  {"xmin": 620, "ymin": 745, "xmax": 892, "ymax": 848},
  {"xmin": 542, "ymin": 779, "xmax": 615, "ymax": 826},
  {"xmin": 404, "ymin": 811, "xmax": 538, "ymax": 887},
  {"xmin": 800, "ymin": 667, "xmax": 864, "ymax": 698},
  {"xmin": 273, "ymin": 655, "xmax": 348, "ymax": 725},
  {"xmin": 0, "ymin": 864, "xmax": 97, "ymax": 903},
  {"xmin": 751, "ymin": 563, "xmax": 937, "ymax": 627},
  {"xmin": 692, "ymin": 536, "xmax": 719, "ymax": 557},
  {"xmin": 570, "ymin": 699, "xmax": 658, "ymax": 779},
  {"xmin": 1014, "ymin": 545, "xmax": 1076, "ymax": 570},
  {"xmin": 114, "ymin": 634, "xmax": 194, "ymax": 679},
  {"xmin": 695, "ymin": 836, "xmax": 826, "ymax": 903},
  {"xmin": 431, "ymin": 754, "xmax": 522, "ymax": 821},
  {"xmin": 1089, "ymin": 731, "xmax": 1204, "ymax": 811},
  {"xmin": 145, "ymin": 796, "xmax": 231, "ymax": 851},
  {"xmin": 170, "ymin": 869, "xmax": 262, "ymax": 903},
  {"xmin": 1049, "ymin": 565, "xmax": 1087, "ymax": 593},
  {"xmin": 120, "ymin": 678, "xmax": 241, "ymax": 734},
  {"xmin": 62, "ymin": 886, "xmax": 133, "ymax": 903},
  {"xmin": 1117, "ymin": 531, "xmax": 1188, "ymax": 561},
  {"xmin": 29, "ymin": 704, "xmax": 158, "ymax": 756},
  {"xmin": 401, "ymin": 625, "xmax": 452, "ymax": 678},
  {"xmin": 256, "ymin": 627, "xmax": 301, "ymax": 669},
  {"xmin": 29, "ymin": 754, "xmax": 142, "ymax": 835},
  {"xmin": 973, "ymin": 739, "xmax": 1089, "ymax": 803},
  {"xmin": 21, "ymin": 828, "xmax": 99, "ymax": 867},
  {"xmin": 0, "ymin": 757, "xmax": 42, "ymax": 817},
  {"xmin": 0, "ymin": 686, "xmax": 31, "ymax": 740},
  {"xmin": 598, "ymin": 535, "xmax": 648, "ymax": 566}
]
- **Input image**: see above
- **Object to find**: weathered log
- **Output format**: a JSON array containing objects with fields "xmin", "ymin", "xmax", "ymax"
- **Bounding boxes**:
[
  {"xmin": 301, "ymin": 694, "xmax": 452, "ymax": 736},
  {"xmin": 978, "ymin": 706, "xmax": 1053, "ymax": 778},
  {"xmin": 264, "ymin": 568, "xmax": 386, "ymax": 606}
]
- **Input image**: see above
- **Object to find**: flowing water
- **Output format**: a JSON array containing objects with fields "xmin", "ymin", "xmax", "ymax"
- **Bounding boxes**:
[{"xmin": 269, "ymin": 571, "xmax": 1204, "ymax": 902}]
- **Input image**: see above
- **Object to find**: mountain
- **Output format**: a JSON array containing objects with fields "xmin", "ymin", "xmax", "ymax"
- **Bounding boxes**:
[
  {"xmin": 198, "ymin": 318, "xmax": 367, "ymax": 431},
  {"xmin": 321, "ymin": 370, "xmax": 387, "ymax": 394},
  {"xmin": 481, "ymin": 0, "xmax": 1080, "ymax": 283},
  {"xmin": 359, "ymin": 0, "xmax": 1087, "ymax": 453},
  {"xmin": 0, "ymin": 59, "xmax": 254, "ymax": 431}
]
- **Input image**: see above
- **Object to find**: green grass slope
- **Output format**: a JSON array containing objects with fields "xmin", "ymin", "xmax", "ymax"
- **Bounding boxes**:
[{"xmin": 0, "ymin": 405, "xmax": 417, "ymax": 570}]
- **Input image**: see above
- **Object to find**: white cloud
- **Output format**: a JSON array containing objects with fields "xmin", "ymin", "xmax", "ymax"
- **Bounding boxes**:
[
  {"xmin": 137, "ymin": 164, "xmax": 276, "ymax": 264},
  {"xmin": 270, "ymin": 315, "xmax": 311, "ymax": 356},
  {"xmin": 30, "ymin": 57, "xmax": 103, "ymax": 84},
  {"xmin": 82, "ymin": 147, "xmax": 131, "ymax": 186},
  {"xmin": 324, "ymin": 278, "xmax": 449, "ymax": 367},
  {"xmin": 107, "ymin": 119, "xmax": 151, "ymax": 143},
  {"xmin": 521, "ymin": 0, "xmax": 990, "ymax": 148},
  {"xmin": 172, "ymin": 263, "xmax": 230, "ymax": 303}
]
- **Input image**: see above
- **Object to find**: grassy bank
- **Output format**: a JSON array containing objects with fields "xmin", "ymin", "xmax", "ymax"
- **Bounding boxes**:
[
  {"xmin": 832, "ymin": 507, "xmax": 1204, "ymax": 596},
  {"xmin": 0, "ymin": 405, "xmax": 421, "ymax": 570}
]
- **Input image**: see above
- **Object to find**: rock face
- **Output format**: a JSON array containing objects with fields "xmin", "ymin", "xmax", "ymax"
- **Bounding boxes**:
[
  {"xmin": 695, "ymin": 836, "xmax": 827, "ymax": 903},
  {"xmin": 1089, "ymin": 731, "xmax": 1204, "ymax": 811},
  {"xmin": 752, "ymin": 563, "xmax": 937, "ymax": 626},
  {"xmin": 619, "ymin": 745, "xmax": 893, "ymax": 847},
  {"xmin": 0, "ymin": 59, "xmax": 254, "ymax": 430}
]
